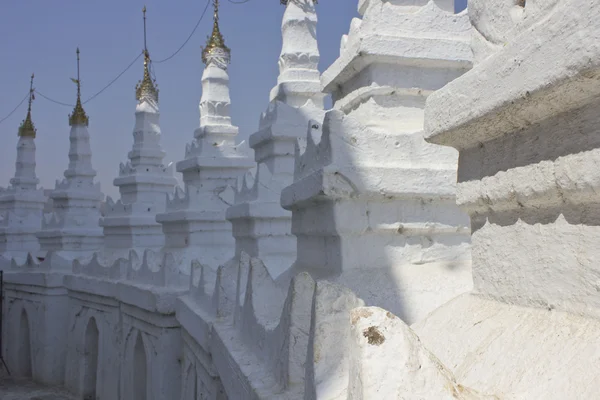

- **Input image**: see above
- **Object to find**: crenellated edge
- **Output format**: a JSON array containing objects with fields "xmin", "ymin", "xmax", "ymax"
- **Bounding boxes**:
[{"xmin": 72, "ymin": 248, "xmax": 186, "ymax": 287}]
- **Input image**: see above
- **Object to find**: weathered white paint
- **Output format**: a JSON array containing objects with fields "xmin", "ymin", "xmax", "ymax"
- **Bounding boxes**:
[{"xmin": 348, "ymin": 306, "xmax": 495, "ymax": 399}]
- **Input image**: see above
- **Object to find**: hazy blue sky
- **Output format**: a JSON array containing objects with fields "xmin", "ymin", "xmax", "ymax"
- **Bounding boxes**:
[{"xmin": 0, "ymin": 0, "xmax": 467, "ymax": 198}]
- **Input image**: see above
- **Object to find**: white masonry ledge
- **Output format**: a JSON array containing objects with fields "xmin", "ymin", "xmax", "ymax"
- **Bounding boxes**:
[
  {"xmin": 4, "ymin": 271, "xmax": 67, "ymax": 292},
  {"xmin": 225, "ymin": 202, "xmax": 290, "ymax": 220},
  {"xmin": 64, "ymin": 274, "xmax": 119, "ymax": 299},
  {"xmin": 0, "ymin": 226, "xmax": 43, "ymax": 235},
  {"xmin": 195, "ymin": 124, "xmax": 239, "ymax": 137},
  {"xmin": 249, "ymin": 122, "xmax": 307, "ymax": 149},
  {"xmin": 100, "ymin": 215, "xmax": 161, "ymax": 226},
  {"xmin": 321, "ymin": 33, "xmax": 471, "ymax": 94},
  {"xmin": 50, "ymin": 189, "xmax": 103, "ymax": 201},
  {"xmin": 65, "ymin": 272, "xmax": 187, "ymax": 315},
  {"xmin": 281, "ymin": 166, "xmax": 458, "ymax": 210},
  {"xmin": 113, "ymin": 174, "xmax": 175, "ymax": 186},
  {"xmin": 0, "ymin": 190, "xmax": 46, "ymax": 203},
  {"xmin": 37, "ymin": 228, "xmax": 103, "ymax": 237},
  {"xmin": 156, "ymin": 209, "xmax": 226, "ymax": 222},
  {"xmin": 176, "ymin": 155, "xmax": 254, "ymax": 172},
  {"xmin": 425, "ymin": 0, "xmax": 600, "ymax": 150},
  {"xmin": 116, "ymin": 281, "xmax": 187, "ymax": 315}
]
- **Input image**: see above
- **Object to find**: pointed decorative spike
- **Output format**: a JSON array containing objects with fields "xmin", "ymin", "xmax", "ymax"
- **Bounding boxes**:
[
  {"xmin": 202, "ymin": 0, "xmax": 231, "ymax": 66},
  {"xmin": 18, "ymin": 73, "xmax": 37, "ymax": 138},
  {"xmin": 69, "ymin": 48, "xmax": 89, "ymax": 126}
]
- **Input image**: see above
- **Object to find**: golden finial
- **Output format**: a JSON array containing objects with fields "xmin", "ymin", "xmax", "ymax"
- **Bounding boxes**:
[
  {"xmin": 18, "ymin": 73, "xmax": 37, "ymax": 138},
  {"xmin": 135, "ymin": 6, "xmax": 159, "ymax": 103},
  {"xmin": 69, "ymin": 48, "xmax": 89, "ymax": 126},
  {"xmin": 201, "ymin": 0, "xmax": 231, "ymax": 65}
]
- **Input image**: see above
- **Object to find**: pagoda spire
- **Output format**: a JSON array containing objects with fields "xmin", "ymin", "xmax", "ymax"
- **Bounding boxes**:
[
  {"xmin": 18, "ymin": 73, "xmax": 36, "ymax": 138},
  {"xmin": 69, "ymin": 48, "xmax": 89, "ymax": 126},
  {"xmin": 201, "ymin": 0, "xmax": 231, "ymax": 66},
  {"xmin": 136, "ymin": 6, "xmax": 159, "ymax": 104}
]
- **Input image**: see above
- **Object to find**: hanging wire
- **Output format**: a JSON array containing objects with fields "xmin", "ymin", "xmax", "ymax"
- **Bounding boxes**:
[
  {"xmin": 34, "ymin": 50, "xmax": 143, "ymax": 108},
  {"xmin": 0, "ymin": 92, "xmax": 30, "ymax": 126},
  {"xmin": 154, "ymin": 0, "xmax": 211, "ymax": 64},
  {"xmin": 4, "ymin": 0, "xmax": 245, "ymax": 115},
  {"xmin": 34, "ymin": 90, "xmax": 74, "ymax": 107},
  {"xmin": 83, "ymin": 50, "xmax": 143, "ymax": 104}
]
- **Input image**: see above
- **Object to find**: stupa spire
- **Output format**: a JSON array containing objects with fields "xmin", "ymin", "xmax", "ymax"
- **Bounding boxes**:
[
  {"xmin": 201, "ymin": 0, "xmax": 231, "ymax": 66},
  {"xmin": 136, "ymin": 6, "xmax": 159, "ymax": 104},
  {"xmin": 18, "ymin": 73, "xmax": 36, "ymax": 138},
  {"xmin": 69, "ymin": 48, "xmax": 89, "ymax": 126}
]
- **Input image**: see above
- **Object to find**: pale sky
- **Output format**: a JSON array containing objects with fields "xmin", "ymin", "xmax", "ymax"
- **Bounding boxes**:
[{"xmin": 0, "ymin": 0, "xmax": 468, "ymax": 198}]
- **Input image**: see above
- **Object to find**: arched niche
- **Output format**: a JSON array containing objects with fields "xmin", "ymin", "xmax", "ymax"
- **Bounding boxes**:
[
  {"xmin": 82, "ymin": 317, "xmax": 99, "ymax": 399},
  {"xmin": 18, "ymin": 309, "xmax": 32, "ymax": 377},
  {"xmin": 133, "ymin": 332, "xmax": 148, "ymax": 400}
]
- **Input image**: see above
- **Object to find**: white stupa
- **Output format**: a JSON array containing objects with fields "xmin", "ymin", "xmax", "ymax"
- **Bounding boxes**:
[
  {"xmin": 0, "ymin": 75, "xmax": 47, "ymax": 263},
  {"xmin": 156, "ymin": 0, "xmax": 253, "ymax": 271},
  {"xmin": 225, "ymin": 0, "xmax": 325, "ymax": 280},
  {"xmin": 37, "ymin": 48, "xmax": 104, "ymax": 261},
  {"xmin": 281, "ymin": 0, "xmax": 473, "ymax": 322},
  {"xmin": 100, "ymin": 8, "xmax": 177, "ymax": 258}
]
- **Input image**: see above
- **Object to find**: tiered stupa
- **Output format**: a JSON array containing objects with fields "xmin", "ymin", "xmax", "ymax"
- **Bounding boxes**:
[
  {"xmin": 100, "ymin": 8, "xmax": 176, "ymax": 258},
  {"xmin": 37, "ymin": 49, "xmax": 104, "ymax": 261},
  {"xmin": 157, "ymin": 0, "xmax": 253, "ymax": 270},
  {"xmin": 281, "ymin": 0, "xmax": 473, "ymax": 323},
  {"xmin": 0, "ymin": 75, "xmax": 47, "ymax": 262},
  {"xmin": 225, "ymin": 0, "xmax": 325, "ymax": 280}
]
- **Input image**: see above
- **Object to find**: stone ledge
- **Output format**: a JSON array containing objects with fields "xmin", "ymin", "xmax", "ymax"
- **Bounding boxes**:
[
  {"xmin": 456, "ymin": 148, "xmax": 600, "ymax": 215},
  {"xmin": 322, "ymin": 34, "xmax": 471, "ymax": 94},
  {"xmin": 117, "ymin": 281, "xmax": 187, "ymax": 315},
  {"xmin": 425, "ymin": 0, "xmax": 600, "ymax": 150},
  {"xmin": 176, "ymin": 156, "xmax": 254, "ymax": 172},
  {"xmin": 64, "ymin": 274, "xmax": 118, "ymax": 299},
  {"xmin": 226, "ymin": 202, "xmax": 291, "ymax": 220},
  {"xmin": 282, "ymin": 166, "xmax": 457, "ymax": 210},
  {"xmin": 156, "ymin": 209, "xmax": 225, "ymax": 223},
  {"xmin": 113, "ymin": 174, "xmax": 176, "ymax": 186},
  {"xmin": 4, "ymin": 271, "xmax": 67, "ymax": 290}
]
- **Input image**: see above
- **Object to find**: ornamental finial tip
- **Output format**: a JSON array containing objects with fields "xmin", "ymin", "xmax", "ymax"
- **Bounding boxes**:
[
  {"xmin": 136, "ymin": 7, "xmax": 159, "ymax": 103},
  {"xmin": 18, "ymin": 74, "xmax": 36, "ymax": 137},
  {"xmin": 69, "ymin": 47, "xmax": 89, "ymax": 126},
  {"xmin": 201, "ymin": 0, "xmax": 231, "ymax": 66}
]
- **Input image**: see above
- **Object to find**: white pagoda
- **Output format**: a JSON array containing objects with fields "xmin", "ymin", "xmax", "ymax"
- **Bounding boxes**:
[
  {"xmin": 225, "ymin": 0, "xmax": 325, "ymax": 280},
  {"xmin": 281, "ymin": 0, "xmax": 473, "ymax": 322},
  {"xmin": 37, "ymin": 49, "xmax": 104, "ymax": 261},
  {"xmin": 157, "ymin": 0, "xmax": 253, "ymax": 270},
  {"xmin": 0, "ymin": 75, "xmax": 47, "ymax": 262},
  {"xmin": 100, "ymin": 8, "xmax": 176, "ymax": 258}
]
